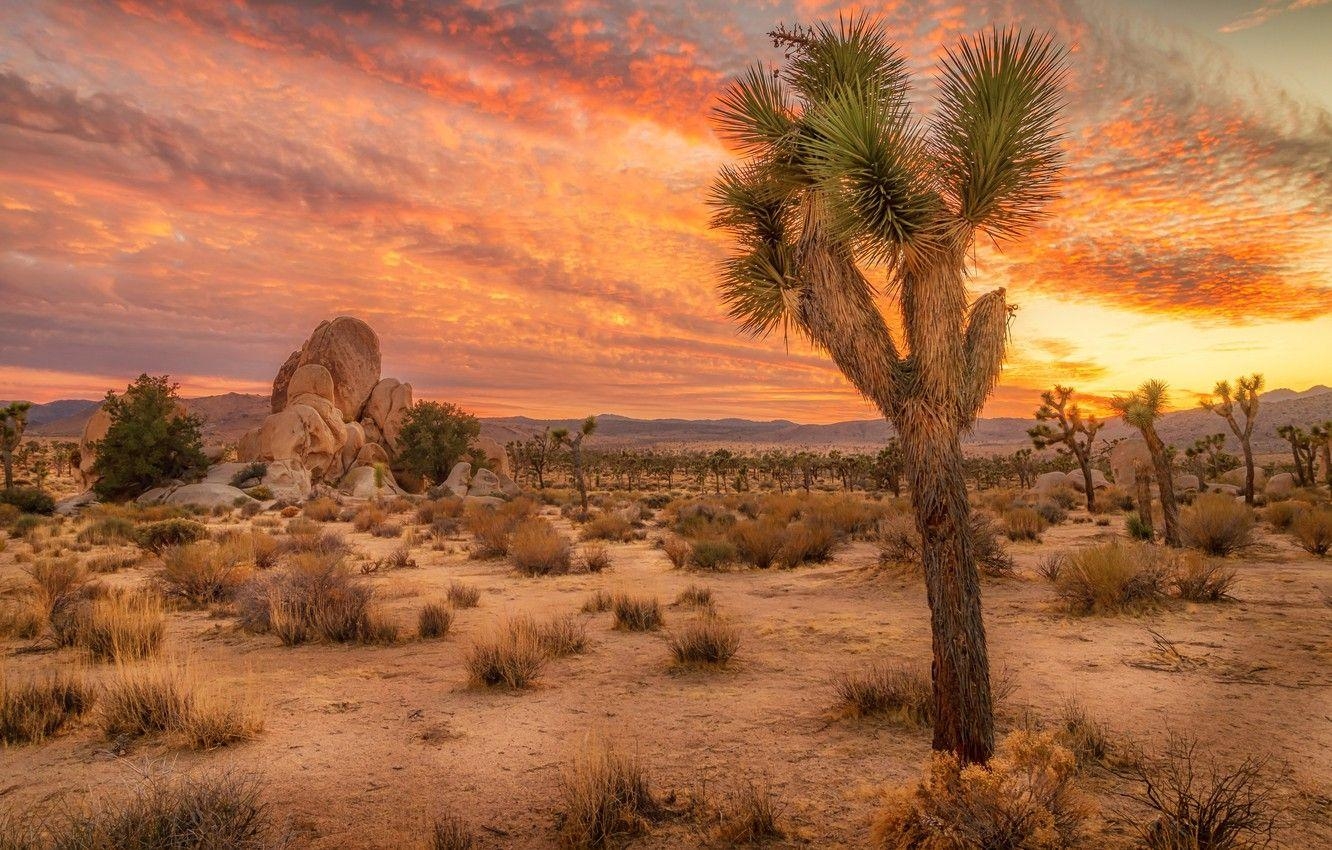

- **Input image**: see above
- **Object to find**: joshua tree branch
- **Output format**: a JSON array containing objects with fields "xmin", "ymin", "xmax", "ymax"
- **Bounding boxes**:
[{"xmin": 957, "ymin": 288, "xmax": 1009, "ymax": 426}]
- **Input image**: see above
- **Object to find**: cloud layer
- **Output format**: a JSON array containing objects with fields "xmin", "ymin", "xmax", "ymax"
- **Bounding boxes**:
[{"xmin": 1, "ymin": 0, "xmax": 1328, "ymax": 421}]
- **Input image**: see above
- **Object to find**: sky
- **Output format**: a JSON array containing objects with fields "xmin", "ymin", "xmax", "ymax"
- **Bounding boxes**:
[{"xmin": 1, "ymin": 0, "xmax": 1329, "ymax": 423}]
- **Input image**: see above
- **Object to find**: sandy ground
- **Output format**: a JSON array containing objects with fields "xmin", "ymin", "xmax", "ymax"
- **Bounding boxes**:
[{"xmin": 2, "ymin": 504, "xmax": 1330, "ymax": 848}]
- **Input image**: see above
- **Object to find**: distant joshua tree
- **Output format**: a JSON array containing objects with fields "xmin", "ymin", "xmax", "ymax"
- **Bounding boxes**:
[
  {"xmin": 1029, "ymin": 385, "xmax": 1104, "ymax": 511},
  {"xmin": 1276, "ymin": 424, "xmax": 1317, "ymax": 486},
  {"xmin": 1201, "ymin": 374, "xmax": 1262, "ymax": 504},
  {"xmin": 1312, "ymin": 422, "xmax": 1332, "ymax": 495},
  {"xmin": 1, "ymin": 401, "xmax": 32, "ymax": 491},
  {"xmin": 1110, "ymin": 380, "xmax": 1179, "ymax": 546},
  {"xmin": 1182, "ymin": 433, "xmax": 1234, "ymax": 487},
  {"xmin": 709, "ymin": 17, "xmax": 1066, "ymax": 764},
  {"xmin": 553, "ymin": 416, "xmax": 596, "ymax": 517}
]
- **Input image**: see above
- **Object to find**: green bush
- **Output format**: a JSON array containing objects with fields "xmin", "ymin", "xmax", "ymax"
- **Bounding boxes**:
[
  {"xmin": 229, "ymin": 462, "xmax": 268, "ymax": 488},
  {"xmin": 134, "ymin": 519, "xmax": 208, "ymax": 554},
  {"xmin": 1127, "ymin": 514, "xmax": 1154, "ymax": 541},
  {"xmin": 0, "ymin": 487, "xmax": 55, "ymax": 515},
  {"xmin": 91, "ymin": 374, "xmax": 208, "ymax": 500},
  {"xmin": 688, "ymin": 538, "xmax": 736, "ymax": 570}
]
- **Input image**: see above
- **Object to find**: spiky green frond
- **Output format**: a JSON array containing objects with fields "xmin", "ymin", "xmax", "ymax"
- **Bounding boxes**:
[
  {"xmin": 776, "ymin": 15, "xmax": 911, "ymax": 109},
  {"xmin": 801, "ymin": 83, "xmax": 937, "ymax": 264},
  {"xmin": 931, "ymin": 28, "xmax": 1066, "ymax": 242},
  {"xmin": 1111, "ymin": 379, "xmax": 1169, "ymax": 430},
  {"xmin": 713, "ymin": 65, "xmax": 795, "ymax": 156},
  {"xmin": 717, "ymin": 241, "xmax": 800, "ymax": 339},
  {"xmin": 706, "ymin": 163, "xmax": 793, "ymax": 246}
]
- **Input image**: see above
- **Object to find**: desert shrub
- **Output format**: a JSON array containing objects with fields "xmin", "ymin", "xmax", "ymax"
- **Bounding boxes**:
[
  {"xmin": 4, "ymin": 771, "xmax": 272, "ymax": 849},
  {"xmin": 0, "ymin": 502, "xmax": 18, "ymax": 527},
  {"xmin": 241, "ymin": 501, "xmax": 262, "ymax": 519},
  {"xmin": 352, "ymin": 505, "xmax": 387, "ymax": 533},
  {"xmin": 416, "ymin": 497, "xmax": 464, "ymax": 525},
  {"xmin": 1261, "ymin": 500, "xmax": 1303, "ymax": 531},
  {"xmin": 671, "ymin": 499, "xmax": 735, "ymax": 538},
  {"xmin": 662, "ymin": 536, "xmax": 691, "ymax": 569},
  {"xmin": 1035, "ymin": 500, "xmax": 1068, "ymax": 526},
  {"xmin": 241, "ymin": 555, "xmax": 396, "ymax": 645},
  {"xmin": 1179, "ymin": 494, "xmax": 1254, "ymax": 556},
  {"xmin": 82, "ymin": 592, "xmax": 166, "ymax": 661},
  {"xmin": 0, "ymin": 599, "xmax": 44, "ymax": 640},
  {"xmin": 1053, "ymin": 541, "xmax": 1171, "ymax": 615},
  {"xmin": 158, "ymin": 541, "xmax": 252, "ymax": 607},
  {"xmin": 0, "ymin": 487, "xmax": 55, "ymax": 515},
  {"xmin": 227, "ymin": 462, "xmax": 267, "ymax": 488},
  {"xmin": 871, "ymin": 730, "xmax": 1085, "ymax": 849},
  {"xmin": 134, "ymin": 518, "xmax": 208, "ymax": 554},
  {"xmin": 1120, "ymin": 735, "xmax": 1284, "ymax": 850},
  {"xmin": 1291, "ymin": 508, "xmax": 1332, "ymax": 557},
  {"xmin": 0, "ymin": 669, "xmax": 96, "ymax": 744},
  {"xmin": 77, "ymin": 515, "xmax": 136, "ymax": 546},
  {"xmin": 100, "ymin": 662, "xmax": 190, "ymax": 739},
  {"xmin": 465, "ymin": 622, "xmax": 546, "ymax": 688},
  {"xmin": 581, "ymin": 542, "xmax": 612, "ymax": 573},
  {"xmin": 667, "ymin": 615, "xmax": 739, "ymax": 666},
  {"xmin": 243, "ymin": 486, "xmax": 272, "ymax": 502},
  {"xmin": 877, "ymin": 514, "xmax": 1015, "ymax": 578},
  {"xmin": 446, "ymin": 581, "xmax": 480, "ymax": 608},
  {"xmin": 91, "ymin": 375, "xmax": 208, "ymax": 500},
  {"xmin": 806, "ymin": 494, "xmax": 886, "ymax": 537},
  {"xmin": 612, "ymin": 593, "xmax": 663, "ymax": 631},
  {"xmin": 779, "ymin": 519, "xmax": 839, "ymax": 566},
  {"xmin": 877, "ymin": 515, "xmax": 920, "ymax": 568},
  {"xmin": 430, "ymin": 516, "xmax": 462, "ymax": 539},
  {"xmin": 26, "ymin": 555, "xmax": 87, "ymax": 618},
  {"xmin": 302, "ymin": 497, "xmax": 339, "ymax": 521},
  {"xmin": 582, "ymin": 589, "xmax": 615, "ymax": 613},
  {"xmin": 517, "ymin": 613, "xmax": 588, "ymax": 658},
  {"xmin": 1127, "ymin": 513, "xmax": 1155, "ymax": 541},
  {"xmin": 711, "ymin": 782, "xmax": 785, "ymax": 845},
  {"xmin": 833, "ymin": 662, "xmax": 932, "ymax": 725},
  {"xmin": 1035, "ymin": 552, "xmax": 1067, "ymax": 584},
  {"xmin": 1057, "ymin": 698, "xmax": 1115, "ymax": 770},
  {"xmin": 431, "ymin": 813, "xmax": 476, "ymax": 850},
  {"xmin": 580, "ymin": 511, "xmax": 635, "ymax": 542},
  {"xmin": 728, "ymin": 518, "xmax": 787, "ymax": 569},
  {"xmin": 509, "ymin": 518, "xmax": 573, "ymax": 576},
  {"xmin": 1003, "ymin": 507, "xmax": 1047, "ymax": 542},
  {"xmin": 558, "ymin": 737, "xmax": 659, "ymax": 849},
  {"xmin": 688, "ymin": 538, "xmax": 736, "ymax": 571},
  {"xmin": 1047, "ymin": 484, "xmax": 1079, "ymax": 510},
  {"xmin": 464, "ymin": 501, "xmax": 535, "ymax": 558},
  {"xmin": 674, "ymin": 584, "xmax": 714, "ymax": 609},
  {"xmin": 418, "ymin": 601, "xmax": 453, "ymax": 639},
  {"xmin": 278, "ymin": 525, "xmax": 348, "ymax": 558},
  {"xmin": 370, "ymin": 521, "xmax": 403, "ymax": 539},
  {"xmin": 970, "ymin": 514, "xmax": 1017, "ymax": 578},
  {"xmin": 1172, "ymin": 554, "xmax": 1238, "ymax": 602}
]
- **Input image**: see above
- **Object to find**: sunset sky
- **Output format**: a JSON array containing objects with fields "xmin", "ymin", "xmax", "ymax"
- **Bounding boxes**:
[{"xmin": 1, "ymin": 0, "xmax": 1329, "ymax": 423}]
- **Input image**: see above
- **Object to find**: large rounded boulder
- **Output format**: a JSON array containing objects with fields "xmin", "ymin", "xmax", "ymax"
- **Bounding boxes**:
[{"xmin": 276, "ymin": 317, "xmax": 381, "ymax": 421}]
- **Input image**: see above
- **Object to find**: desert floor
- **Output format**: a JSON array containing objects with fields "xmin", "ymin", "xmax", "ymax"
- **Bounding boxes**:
[{"xmin": 2, "ymin": 499, "xmax": 1330, "ymax": 848}]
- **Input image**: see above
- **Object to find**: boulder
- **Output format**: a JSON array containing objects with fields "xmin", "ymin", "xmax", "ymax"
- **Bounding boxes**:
[
  {"xmin": 363, "ymin": 378, "xmax": 413, "ymax": 453},
  {"xmin": 203, "ymin": 444, "xmax": 229, "ymax": 463},
  {"xmin": 338, "ymin": 420, "xmax": 366, "ymax": 477},
  {"xmin": 496, "ymin": 471, "xmax": 522, "ymax": 498},
  {"xmin": 236, "ymin": 428, "xmax": 261, "ymax": 463},
  {"xmin": 55, "ymin": 490, "xmax": 98, "ymax": 516},
  {"xmin": 1265, "ymin": 473, "xmax": 1295, "ymax": 498},
  {"xmin": 1206, "ymin": 483, "xmax": 1241, "ymax": 496},
  {"xmin": 1109, "ymin": 440, "xmax": 1152, "ymax": 487},
  {"xmin": 338, "ymin": 465, "xmax": 404, "ymax": 499},
  {"xmin": 443, "ymin": 461, "xmax": 471, "ymax": 498},
  {"xmin": 1175, "ymin": 473, "xmax": 1200, "ymax": 492},
  {"xmin": 258, "ymin": 404, "xmax": 341, "ymax": 481},
  {"xmin": 1220, "ymin": 466, "xmax": 1265, "ymax": 489},
  {"xmin": 473, "ymin": 436, "xmax": 510, "ymax": 478},
  {"xmin": 1034, "ymin": 471, "xmax": 1067, "ymax": 494},
  {"xmin": 1064, "ymin": 469, "xmax": 1108, "ymax": 492},
  {"xmin": 136, "ymin": 486, "xmax": 175, "ymax": 506},
  {"xmin": 286, "ymin": 363, "xmax": 335, "ymax": 404},
  {"xmin": 467, "ymin": 467, "xmax": 502, "ymax": 498},
  {"xmin": 204, "ymin": 462, "xmax": 256, "ymax": 487},
  {"xmin": 163, "ymin": 483, "xmax": 255, "ymax": 509},
  {"xmin": 261, "ymin": 459, "xmax": 312, "ymax": 502},
  {"xmin": 464, "ymin": 494, "xmax": 505, "ymax": 508},
  {"xmin": 272, "ymin": 317, "xmax": 381, "ymax": 421},
  {"xmin": 76, "ymin": 406, "xmax": 113, "ymax": 489},
  {"xmin": 286, "ymin": 392, "xmax": 348, "ymax": 456},
  {"xmin": 353, "ymin": 442, "xmax": 391, "ymax": 469}
]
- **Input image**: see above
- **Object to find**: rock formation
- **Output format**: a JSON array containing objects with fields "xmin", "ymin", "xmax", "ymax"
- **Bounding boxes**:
[{"xmin": 1109, "ymin": 439, "xmax": 1152, "ymax": 488}]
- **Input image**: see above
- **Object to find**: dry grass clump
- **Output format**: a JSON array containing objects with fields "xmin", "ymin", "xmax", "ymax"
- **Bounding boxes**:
[
  {"xmin": 509, "ymin": 517, "xmax": 573, "ymax": 576},
  {"xmin": 871, "ymin": 730, "xmax": 1086, "ymax": 849},
  {"xmin": 158, "ymin": 541, "xmax": 253, "ymax": 607},
  {"xmin": 581, "ymin": 542, "xmax": 613, "ymax": 573},
  {"xmin": 237, "ymin": 554, "xmax": 397, "ymax": 645},
  {"xmin": 558, "ymin": 737, "xmax": 659, "ymax": 849},
  {"xmin": 662, "ymin": 536, "xmax": 692, "ymax": 569},
  {"xmin": 877, "ymin": 514, "xmax": 1015, "ymax": 578},
  {"xmin": 278, "ymin": 523, "xmax": 349, "ymax": 558},
  {"xmin": 87, "ymin": 551, "xmax": 143, "ymax": 574},
  {"xmin": 710, "ymin": 781, "xmax": 785, "ymax": 845},
  {"xmin": 688, "ymin": 538, "xmax": 737, "ymax": 571},
  {"xmin": 728, "ymin": 518, "xmax": 787, "ymax": 569},
  {"xmin": 430, "ymin": 812, "xmax": 476, "ymax": 850},
  {"xmin": 833, "ymin": 662, "xmax": 932, "ymax": 726},
  {"xmin": 76, "ymin": 515, "xmax": 137, "ymax": 546},
  {"xmin": 1261, "ymin": 500, "xmax": 1303, "ymax": 531},
  {"xmin": 418, "ymin": 601, "xmax": 454, "ymax": 639},
  {"xmin": 1118, "ymin": 735, "xmax": 1285, "ymax": 850},
  {"xmin": 1053, "ymin": 541, "xmax": 1172, "ymax": 615},
  {"xmin": 612, "ymin": 593, "xmax": 663, "ymax": 632},
  {"xmin": 351, "ymin": 504, "xmax": 387, "ymax": 532},
  {"xmin": 517, "ymin": 613, "xmax": 588, "ymax": 658},
  {"xmin": 416, "ymin": 496, "xmax": 464, "ymax": 525},
  {"xmin": 82, "ymin": 592, "xmax": 166, "ymax": 662},
  {"xmin": 667, "ymin": 615, "xmax": 739, "ymax": 667},
  {"xmin": 2, "ymin": 770, "xmax": 273, "ymax": 849},
  {"xmin": 582, "ymin": 589, "xmax": 615, "ymax": 613},
  {"xmin": 580, "ymin": 511, "xmax": 635, "ymax": 542},
  {"xmin": 674, "ymin": 584, "xmax": 714, "ymax": 609},
  {"xmin": 370, "ymin": 521, "xmax": 403, "ymax": 539},
  {"xmin": 1, "ymin": 669, "xmax": 96, "ymax": 744},
  {"xmin": 464, "ymin": 621, "xmax": 546, "ymax": 688},
  {"xmin": 101, "ymin": 661, "xmax": 262, "ymax": 749},
  {"xmin": 446, "ymin": 581, "xmax": 480, "ymax": 608},
  {"xmin": 1179, "ymin": 494, "xmax": 1255, "ymax": 556},
  {"xmin": 464, "ymin": 499, "xmax": 537, "ymax": 558},
  {"xmin": 1057, "ymin": 698, "xmax": 1115, "ymax": 770},
  {"xmin": 303, "ymin": 497, "xmax": 340, "ymax": 521},
  {"xmin": 133, "ymin": 518, "xmax": 208, "ymax": 554},
  {"xmin": 1291, "ymin": 508, "xmax": 1332, "ymax": 557},
  {"xmin": 362, "ymin": 546, "xmax": 418, "ymax": 573},
  {"xmin": 1172, "ymin": 554, "xmax": 1238, "ymax": 602},
  {"xmin": 1003, "ymin": 506, "xmax": 1047, "ymax": 542}
]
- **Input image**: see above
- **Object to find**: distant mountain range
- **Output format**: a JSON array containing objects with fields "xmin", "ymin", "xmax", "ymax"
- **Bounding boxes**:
[{"xmin": 13, "ymin": 385, "xmax": 1331, "ymax": 455}]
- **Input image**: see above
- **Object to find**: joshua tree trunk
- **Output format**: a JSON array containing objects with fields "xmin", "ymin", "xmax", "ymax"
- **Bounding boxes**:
[
  {"xmin": 1134, "ymin": 462, "xmax": 1154, "ymax": 539},
  {"xmin": 1141, "ymin": 429, "xmax": 1179, "ymax": 546},
  {"xmin": 1076, "ymin": 449, "xmax": 1097, "ymax": 513},
  {"xmin": 2, "ymin": 451, "xmax": 12, "ymax": 491},
  {"xmin": 1241, "ymin": 442, "xmax": 1256, "ymax": 505},
  {"xmin": 1322, "ymin": 441, "xmax": 1331, "ymax": 495},
  {"xmin": 571, "ymin": 438, "xmax": 587, "ymax": 516}
]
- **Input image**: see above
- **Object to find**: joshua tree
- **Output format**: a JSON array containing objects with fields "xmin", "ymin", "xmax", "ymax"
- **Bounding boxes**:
[
  {"xmin": 1201, "ymin": 374, "xmax": 1262, "ymax": 504},
  {"xmin": 1110, "ymin": 380, "xmax": 1179, "ymax": 546},
  {"xmin": 1029, "ymin": 385, "xmax": 1104, "ymax": 511},
  {"xmin": 1, "ymin": 401, "xmax": 32, "ymax": 491},
  {"xmin": 1312, "ymin": 422, "xmax": 1332, "ymax": 495},
  {"xmin": 1182, "ymin": 433, "xmax": 1234, "ymax": 487},
  {"xmin": 709, "ymin": 18, "xmax": 1065, "ymax": 764},
  {"xmin": 1276, "ymin": 425, "xmax": 1316, "ymax": 486},
  {"xmin": 553, "ymin": 416, "xmax": 596, "ymax": 516}
]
